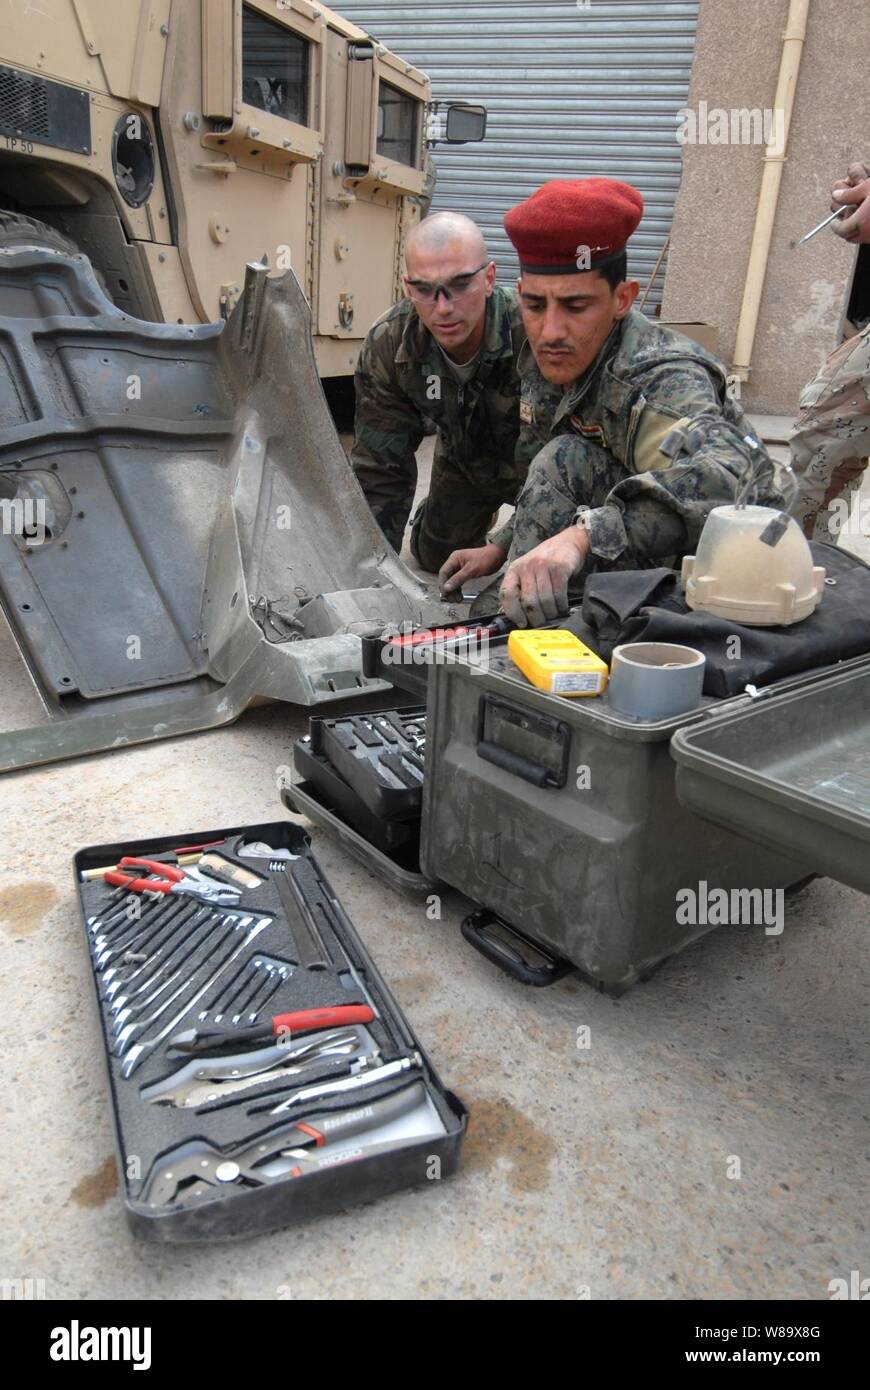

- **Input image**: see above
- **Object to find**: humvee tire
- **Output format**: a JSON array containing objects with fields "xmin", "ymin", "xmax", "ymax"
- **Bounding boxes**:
[{"xmin": 0, "ymin": 211, "xmax": 111, "ymax": 299}]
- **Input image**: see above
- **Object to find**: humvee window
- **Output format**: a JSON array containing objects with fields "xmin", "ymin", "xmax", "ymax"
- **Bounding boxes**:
[
  {"xmin": 242, "ymin": 5, "xmax": 310, "ymax": 127},
  {"xmin": 377, "ymin": 82, "xmax": 419, "ymax": 168}
]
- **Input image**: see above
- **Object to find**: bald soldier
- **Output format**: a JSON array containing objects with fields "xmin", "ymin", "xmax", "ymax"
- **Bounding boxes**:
[
  {"xmin": 440, "ymin": 178, "xmax": 782, "ymax": 626},
  {"xmin": 350, "ymin": 212, "xmax": 544, "ymax": 570}
]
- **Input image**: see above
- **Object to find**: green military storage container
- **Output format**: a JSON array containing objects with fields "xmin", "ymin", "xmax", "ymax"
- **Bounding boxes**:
[{"xmin": 418, "ymin": 643, "xmax": 870, "ymax": 992}]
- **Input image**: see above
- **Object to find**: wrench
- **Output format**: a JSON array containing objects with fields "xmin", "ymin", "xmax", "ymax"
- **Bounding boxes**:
[
  {"xmin": 114, "ymin": 915, "xmax": 251, "ymax": 1055},
  {"xmin": 110, "ymin": 916, "xmax": 236, "ymax": 1028},
  {"xmin": 99, "ymin": 903, "xmax": 213, "ymax": 987},
  {"xmin": 119, "ymin": 916, "xmax": 272, "ymax": 1077},
  {"xmin": 94, "ymin": 897, "xmax": 201, "ymax": 969}
]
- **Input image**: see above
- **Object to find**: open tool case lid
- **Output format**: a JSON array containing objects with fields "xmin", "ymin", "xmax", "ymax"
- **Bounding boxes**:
[
  {"xmin": 74, "ymin": 818, "xmax": 466, "ymax": 1242},
  {"xmin": 670, "ymin": 653, "xmax": 870, "ymax": 897}
]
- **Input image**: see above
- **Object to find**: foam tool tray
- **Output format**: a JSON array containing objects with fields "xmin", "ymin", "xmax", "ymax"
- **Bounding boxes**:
[
  {"xmin": 294, "ymin": 736, "xmax": 420, "ymax": 855},
  {"xmin": 74, "ymin": 818, "xmax": 466, "ymax": 1242},
  {"xmin": 311, "ymin": 708, "xmax": 426, "ymax": 821}
]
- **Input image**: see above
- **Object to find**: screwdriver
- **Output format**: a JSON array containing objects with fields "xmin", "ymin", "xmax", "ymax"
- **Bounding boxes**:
[
  {"xmin": 388, "ymin": 615, "xmax": 514, "ymax": 648},
  {"xmin": 791, "ymin": 201, "xmax": 851, "ymax": 248},
  {"xmin": 167, "ymin": 1004, "xmax": 375, "ymax": 1056}
]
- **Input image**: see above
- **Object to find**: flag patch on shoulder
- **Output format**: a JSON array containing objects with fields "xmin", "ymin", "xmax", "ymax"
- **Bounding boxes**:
[{"xmin": 569, "ymin": 416, "xmax": 608, "ymax": 448}]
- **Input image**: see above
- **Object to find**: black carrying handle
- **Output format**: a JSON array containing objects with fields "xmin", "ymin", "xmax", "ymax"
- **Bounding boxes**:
[
  {"xmin": 476, "ymin": 740, "xmax": 554, "ymax": 787},
  {"xmin": 476, "ymin": 693, "xmax": 571, "ymax": 788},
  {"xmin": 461, "ymin": 909, "xmax": 573, "ymax": 987}
]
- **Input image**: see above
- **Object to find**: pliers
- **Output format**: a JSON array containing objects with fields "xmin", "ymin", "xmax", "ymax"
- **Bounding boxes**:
[
  {"xmin": 140, "ymin": 1079, "xmax": 427, "ymax": 1205},
  {"xmin": 104, "ymin": 858, "xmax": 241, "ymax": 906}
]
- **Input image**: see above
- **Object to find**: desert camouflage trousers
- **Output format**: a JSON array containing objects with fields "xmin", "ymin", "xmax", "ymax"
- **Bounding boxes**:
[{"xmin": 790, "ymin": 323, "xmax": 870, "ymax": 543}]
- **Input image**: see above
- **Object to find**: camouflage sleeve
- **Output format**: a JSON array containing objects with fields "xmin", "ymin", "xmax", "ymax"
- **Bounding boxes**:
[
  {"xmin": 350, "ymin": 329, "xmax": 424, "ymax": 551},
  {"xmin": 486, "ymin": 407, "xmax": 552, "ymax": 554},
  {"xmin": 579, "ymin": 364, "xmax": 782, "ymax": 562},
  {"xmin": 487, "ymin": 515, "xmax": 514, "ymax": 554}
]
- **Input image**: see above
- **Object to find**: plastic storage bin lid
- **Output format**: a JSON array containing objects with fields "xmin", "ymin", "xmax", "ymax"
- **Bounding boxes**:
[{"xmin": 670, "ymin": 656, "xmax": 870, "ymax": 896}]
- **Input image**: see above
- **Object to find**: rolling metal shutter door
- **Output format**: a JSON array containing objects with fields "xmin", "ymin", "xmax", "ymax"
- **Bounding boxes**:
[{"xmin": 338, "ymin": 0, "xmax": 699, "ymax": 310}]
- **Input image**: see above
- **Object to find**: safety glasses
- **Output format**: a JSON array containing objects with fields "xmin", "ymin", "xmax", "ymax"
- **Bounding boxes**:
[{"xmin": 404, "ymin": 261, "xmax": 490, "ymax": 304}]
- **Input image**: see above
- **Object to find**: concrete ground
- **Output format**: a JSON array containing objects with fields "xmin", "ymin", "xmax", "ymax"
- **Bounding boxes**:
[{"xmin": 0, "ymin": 426, "xmax": 867, "ymax": 1301}]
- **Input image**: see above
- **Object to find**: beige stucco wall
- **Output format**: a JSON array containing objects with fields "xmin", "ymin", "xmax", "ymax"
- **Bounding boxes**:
[{"xmin": 661, "ymin": 0, "xmax": 867, "ymax": 416}]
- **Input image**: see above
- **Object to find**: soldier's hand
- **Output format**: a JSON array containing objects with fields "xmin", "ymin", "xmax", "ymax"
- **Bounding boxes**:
[
  {"xmin": 438, "ymin": 543, "xmax": 506, "ymax": 596},
  {"xmin": 833, "ymin": 161, "xmax": 870, "ymax": 191},
  {"xmin": 831, "ymin": 178, "xmax": 870, "ymax": 244},
  {"xmin": 499, "ymin": 528, "xmax": 590, "ymax": 628}
]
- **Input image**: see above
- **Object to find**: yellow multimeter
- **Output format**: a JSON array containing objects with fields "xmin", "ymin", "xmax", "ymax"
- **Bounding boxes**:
[{"xmin": 507, "ymin": 629, "xmax": 609, "ymax": 697}]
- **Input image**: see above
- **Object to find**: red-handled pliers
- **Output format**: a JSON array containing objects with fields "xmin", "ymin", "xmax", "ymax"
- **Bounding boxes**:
[
  {"xmin": 104, "ymin": 858, "xmax": 240, "ymax": 905},
  {"xmin": 104, "ymin": 858, "xmax": 186, "ymax": 893},
  {"xmin": 167, "ymin": 1004, "xmax": 376, "ymax": 1056}
]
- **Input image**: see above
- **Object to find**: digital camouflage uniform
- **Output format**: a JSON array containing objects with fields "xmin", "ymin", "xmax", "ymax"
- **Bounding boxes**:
[
  {"xmin": 789, "ymin": 322, "xmax": 870, "ymax": 542},
  {"xmin": 507, "ymin": 309, "xmax": 782, "ymax": 593},
  {"xmin": 350, "ymin": 286, "xmax": 546, "ymax": 571}
]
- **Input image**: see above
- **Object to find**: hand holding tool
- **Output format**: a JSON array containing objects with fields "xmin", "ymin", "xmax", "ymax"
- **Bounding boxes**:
[
  {"xmin": 791, "ymin": 201, "xmax": 851, "ymax": 248},
  {"xmin": 168, "ymin": 1004, "xmax": 376, "ymax": 1056}
]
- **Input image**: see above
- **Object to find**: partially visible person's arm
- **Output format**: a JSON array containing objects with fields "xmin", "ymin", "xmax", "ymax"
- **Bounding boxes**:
[
  {"xmin": 351, "ymin": 329, "xmax": 424, "ymax": 552},
  {"xmin": 831, "ymin": 174, "xmax": 870, "ymax": 245}
]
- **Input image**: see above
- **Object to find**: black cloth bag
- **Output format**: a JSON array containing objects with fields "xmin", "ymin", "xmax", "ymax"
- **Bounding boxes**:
[{"xmin": 570, "ymin": 543, "xmax": 870, "ymax": 697}]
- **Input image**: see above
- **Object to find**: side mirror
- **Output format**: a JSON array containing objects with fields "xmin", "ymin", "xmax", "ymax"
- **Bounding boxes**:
[{"xmin": 444, "ymin": 103, "xmax": 487, "ymax": 144}]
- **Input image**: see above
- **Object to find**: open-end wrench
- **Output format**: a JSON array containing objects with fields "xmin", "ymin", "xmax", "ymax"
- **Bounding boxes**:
[
  {"xmin": 140, "ymin": 1080, "xmax": 427, "ymax": 1206},
  {"xmin": 119, "ymin": 916, "xmax": 272, "ymax": 1077},
  {"xmin": 94, "ymin": 897, "xmax": 201, "ymax": 969},
  {"xmin": 109, "ymin": 915, "xmax": 236, "ymax": 1027},
  {"xmin": 211, "ymin": 957, "xmax": 267, "ymax": 1024},
  {"xmin": 141, "ymin": 1028, "xmax": 377, "ymax": 1109},
  {"xmin": 99, "ymin": 904, "xmax": 213, "ymax": 988},
  {"xmin": 114, "ymin": 915, "xmax": 250, "ymax": 1055}
]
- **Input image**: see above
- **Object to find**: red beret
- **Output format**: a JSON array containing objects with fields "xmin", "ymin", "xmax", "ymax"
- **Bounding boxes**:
[{"xmin": 504, "ymin": 178, "xmax": 644, "ymax": 273}]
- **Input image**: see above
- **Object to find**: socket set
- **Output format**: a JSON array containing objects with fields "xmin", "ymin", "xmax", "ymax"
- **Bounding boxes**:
[{"xmin": 75, "ymin": 818, "xmax": 465, "ymax": 1241}]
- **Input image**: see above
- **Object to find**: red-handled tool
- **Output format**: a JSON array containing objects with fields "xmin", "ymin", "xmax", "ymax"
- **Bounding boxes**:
[
  {"xmin": 388, "ymin": 615, "xmax": 513, "ymax": 649},
  {"xmin": 167, "ymin": 1004, "xmax": 375, "ymax": 1056},
  {"xmin": 104, "ymin": 858, "xmax": 186, "ymax": 893}
]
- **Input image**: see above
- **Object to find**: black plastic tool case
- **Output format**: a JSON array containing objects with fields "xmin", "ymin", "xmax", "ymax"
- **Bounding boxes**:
[
  {"xmin": 74, "ymin": 819, "xmax": 465, "ymax": 1242},
  {"xmin": 312, "ymin": 709, "xmax": 426, "ymax": 820},
  {"xmin": 294, "ymin": 737, "xmax": 419, "ymax": 855}
]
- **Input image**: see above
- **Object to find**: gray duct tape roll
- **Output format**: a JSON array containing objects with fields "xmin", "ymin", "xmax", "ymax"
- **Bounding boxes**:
[{"xmin": 608, "ymin": 642, "xmax": 706, "ymax": 721}]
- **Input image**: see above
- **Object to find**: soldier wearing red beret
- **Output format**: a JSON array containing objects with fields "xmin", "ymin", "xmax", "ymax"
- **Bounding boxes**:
[{"xmin": 439, "ymin": 177, "xmax": 783, "ymax": 626}]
